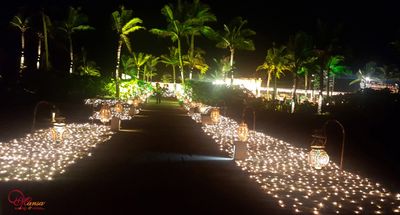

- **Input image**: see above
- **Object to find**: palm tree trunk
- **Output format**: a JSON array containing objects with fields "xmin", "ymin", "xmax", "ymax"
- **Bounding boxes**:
[
  {"xmin": 291, "ymin": 72, "xmax": 298, "ymax": 113},
  {"xmin": 266, "ymin": 70, "xmax": 272, "ymax": 100},
  {"xmin": 136, "ymin": 66, "xmax": 140, "ymax": 79},
  {"xmin": 189, "ymin": 33, "xmax": 195, "ymax": 80},
  {"xmin": 304, "ymin": 71, "xmax": 308, "ymax": 99},
  {"xmin": 273, "ymin": 73, "xmax": 277, "ymax": 100},
  {"xmin": 317, "ymin": 69, "xmax": 324, "ymax": 114},
  {"xmin": 37, "ymin": 35, "xmax": 42, "ymax": 70},
  {"xmin": 172, "ymin": 65, "xmax": 176, "ymax": 90},
  {"xmin": 68, "ymin": 35, "xmax": 74, "ymax": 74},
  {"xmin": 331, "ymin": 74, "xmax": 335, "ymax": 96},
  {"xmin": 42, "ymin": 12, "xmax": 50, "ymax": 71},
  {"xmin": 177, "ymin": 38, "xmax": 184, "ymax": 84},
  {"xmin": 326, "ymin": 72, "xmax": 330, "ymax": 98},
  {"xmin": 20, "ymin": 31, "xmax": 25, "ymax": 74},
  {"xmin": 230, "ymin": 48, "xmax": 235, "ymax": 85},
  {"xmin": 115, "ymin": 41, "xmax": 122, "ymax": 98}
]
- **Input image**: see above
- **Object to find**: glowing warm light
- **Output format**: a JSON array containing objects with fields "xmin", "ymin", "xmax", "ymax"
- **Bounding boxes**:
[
  {"xmin": 114, "ymin": 102, "xmax": 124, "ymax": 113},
  {"xmin": 185, "ymin": 101, "xmax": 400, "ymax": 214},
  {"xmin": 309, "ymin": 145, "xmax": 330, "ymax": 170},
  {"xmin": 51, "ymin": 122, "xmax": 65, "ymax": 143},
  {"xmin": 210, "ymin": 108, "xmax": 220, "ymax": 124},
  {"xmin": 237, "ymin": 122, "xmax": 249, "ymax": 142},
  {"xmin": 0, "ymin": 123, "xmax": 112, "ymax": 181},
  {"xmin": 99, "ymin": 105, "xmax": 112, "ymax": 124}
]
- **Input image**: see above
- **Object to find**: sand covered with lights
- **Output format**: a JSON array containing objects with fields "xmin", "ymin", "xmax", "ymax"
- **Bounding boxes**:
[
  {"xmin": 0, "ymin": 123, "xmax": 112, "ymax": 181},
  {"xmin": 189, "ymin": 111, "xmax": 400, "ymax": 214}
]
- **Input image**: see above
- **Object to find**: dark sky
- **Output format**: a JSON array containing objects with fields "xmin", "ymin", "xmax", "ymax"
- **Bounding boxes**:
[{"xmin": 1, "ymin": 0, "xmax": 400, "ymax": 78}]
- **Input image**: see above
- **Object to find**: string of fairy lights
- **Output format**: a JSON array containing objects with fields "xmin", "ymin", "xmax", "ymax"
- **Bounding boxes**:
[
  {"xmin": 0, "ymin": 123, "xmax": 112, "ymax": 181},
  {"xmin": 180, "ymin": 98, "xmax": 400, "ymax": 214}
]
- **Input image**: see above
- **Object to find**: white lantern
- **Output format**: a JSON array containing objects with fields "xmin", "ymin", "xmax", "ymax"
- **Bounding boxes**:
[
  {"xmin": 51, "ymin": 117, "xmax": 65, "ymax": 143},
  {"xmin": 99, "ymin": 105, "xmax": 112, "ymax": 124},
  {"xmin": 309, "ymin": 132, "xmax": 329, "ymax": 169},
  {"xmin": 114, "ymin": 102, "xmax": 123, "ymax": 113},
  {"xmin": 237, "ymin": 122, "xmax": 249, "ymax": 142},
  {"xmin": 210, "ymin": 108, "xmax": 220, "ymax": 124}
]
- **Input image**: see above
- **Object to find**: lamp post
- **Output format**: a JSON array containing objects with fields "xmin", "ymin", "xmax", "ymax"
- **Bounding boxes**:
[{"xmin": 309, "ymin": 119, "xmax": 345, "ymax": 171}]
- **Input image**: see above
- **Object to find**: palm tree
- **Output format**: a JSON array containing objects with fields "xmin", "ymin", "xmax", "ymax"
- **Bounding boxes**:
[
  {"xmin": 287, "ymin": 32, "xmax": 317, "ymax": 113},
  {"xmin": 59, "ymin": 7, "xmax": 94, "ymax": 74},
  {"xmin": 144, "ymin": 56, "xmax": 159, "ymax": 82},
  {"xmin": 150, "ymin": 5, "xmax": 190, "ymax": 83},
  {"xmin": 257, "ymin": 44, "xmax": 288, "ymax": 100},
  {"xmin": 183, "ymin": 49, "xmax": 208, "ymax": 79},
  {"xmin": 212, "ymin": 56, "xmax": 231, "ymax": 80},
  {"xmin": 10, "ymin": 14, "xmax": 29, "ymax": 74},
  {"xmin": 161, "ymin": 47, "xmax": 180, "ymax": 89},
  {"xmin": 324, "ymin": 55, "xmax": 350, "ymax": 96},
  {"xmin": 183, "ymin": 0, "xmax": 216, "ymax": 79},
  {"xmin": 131, "ymin": 52, "xmax": 151, "ymax": 79},
  {"xmin": 208, "ymin": 17, "xmax": 255, "ymax": 84},
  {"xmin": 111, "ymin": 6, "xmax": 145, "ymax": 97}
]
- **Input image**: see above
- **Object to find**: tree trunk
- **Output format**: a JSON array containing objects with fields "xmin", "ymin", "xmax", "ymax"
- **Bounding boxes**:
[
  {"xmin": 115, "ymin": 41, "xmax": 122, "ymax": 98},
  {"xmin": 326, "ymin": 71, "xmax": 330, "ymax": 98},
  {"xmin": 230, "ymin": 48, "xmax": 235, "ymax": 85},
  {"xmin": 318, "ymin": 69, "xmax": 324, "ymax": 114},
  {"xmin": 266, "ymin": 70, "xmax": 272, "ymax": 100},
  {"xmin": 177, "ymin": 38, "xmax": 184, "ymax": 84},
  {"xmin": 37, "ymin": 36, "xmax": 42, "ymax": 70},
  {"xmin": 304, "ymin": 70, "xmax": 308, "ymax": 99},
  {"xmin": 273, "ymin": 74, "xmax": 277, "ymax": 100},
  {"xmin": 68, "ymin": 35, "xmax": 74, "ymax": 74},
  {"xmin": 172, "ymin": 65, "xmax": 176, "ymax": 90},
  {"xmin": 291, "ymin": 72, "xmax": 298, "ymax": 113},
  {"xmin": 189, "ymin": 33, "xmax": 195, "ymax": 80},
  {"xmin": 42, "ymin": 13, "xmax": 50, "ymax": 71},
  {"xmin": 137, "ymin": 66, "xmax": 140, "ymax": 79},
  {"xmin": 20, "ymin": 31, "xmax": 25, "ymax": 74}
]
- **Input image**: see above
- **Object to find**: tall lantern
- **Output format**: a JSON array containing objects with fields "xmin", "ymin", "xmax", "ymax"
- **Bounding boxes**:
[
  {"xmin": 210, "ymin": 108, "xmax": 220, "ymax": 124},
  {"xmin": 237, "ymin": 122, "xmax": 249, "ymax": 142},
  {"xmin": 114, "ymin": 102, "xmax": 123, "ymax": 113},
  {"xmin": 51, "ymin": 117, "xmax": 65, "ymax": 143},
  {"xmin": 309, "ymin": 130, "xmax": 329, "ymax": 169},
  {"xmin": 133, "ymin": 99, "xmax": 139, "ymax": 108},
  {"xmin": 99, "ymin": 105, "xmax": 112, "ymax": 124}
]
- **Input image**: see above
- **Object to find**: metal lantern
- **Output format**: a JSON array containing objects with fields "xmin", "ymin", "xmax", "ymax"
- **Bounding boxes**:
[
  {"xmin": 114, "ymin": 102, "xmax": 123, "ymax": 113},
  {"xmin": 309, "ymin": 131, "xmax": 329, "ymax": 169},
  {"xmin": 237, "ymin": 122, "xmax": 249, "ymax": 142},
  {"xmin": 51, "ymin": 117, "xmax": 66, "ymax": 142},
  {"xmin": 210, "ymin": 108, "xmax": 220, "ymax": 124},
  {"xmin": 99, "ymin": 105, "xmax": 112, "ymax": 124},
  {"xmin": 133, "ymin": 99, "xmax": 139, "ymax": 108}
]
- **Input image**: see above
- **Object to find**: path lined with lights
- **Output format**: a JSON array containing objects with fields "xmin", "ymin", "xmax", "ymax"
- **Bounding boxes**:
[
  {"xmin": 186, "ymin": 105, "xmax": 400, "ymax": 214},
  {"xmin": 0, "ymin": 98, "xmax": 288, "ymax": 215}
]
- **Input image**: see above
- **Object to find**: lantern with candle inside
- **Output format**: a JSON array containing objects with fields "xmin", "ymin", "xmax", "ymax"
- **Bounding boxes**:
[
  {"xmin": 51, "ymin": 117, "xmax": 66, "ymax": 143},
  {"xmin": 132, "ymin": 99, "xmax": 139, "ymax": 108},
  {"xmin": 114, "ymin": 102, "xmax": 123, "ymax": 113},
  {"xmin": 99, "ymin": 104, "xmax": 112, "ymax": 124},
  {"xmin": 237, "ymin": 122, "xmax": 249, "ymax": 142},
  {"xmin": 309, "ymin": 130, "xmax": 330, "ymax": 169},
  {"xmin": 210, "ymin": 108, "xmax": 220, "ymax": 124}
]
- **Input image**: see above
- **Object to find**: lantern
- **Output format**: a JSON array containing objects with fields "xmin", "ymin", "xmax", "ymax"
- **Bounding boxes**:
[
  {"xmin": 133, "ymin": 99, "xmax": 139, "ymax": 108},
  {"xmin": 51, "ymin": 117, "xmax": 65, "ymax": 142},
  {"xmin": 309, "ymin": 130, "xmax": 329, "ymax": 169},
  {"xmin": 114, "ymin": 102, "xmax": 123, "ymax": 113},
  {"xmin": 210, "ymin": 108, "xmax": 220, "ymax": 124},
  {"xmin": 99, "ymin": 105, "xmax": 112, "ymax": 124},
  {"xmin": 237, "ymin": 122, "xmax": 249, "ymax": 142}
]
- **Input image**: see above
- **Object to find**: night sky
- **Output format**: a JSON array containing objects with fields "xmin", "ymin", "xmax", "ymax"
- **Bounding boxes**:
[{"xmin": 1, "ymin": 0, "xmax": 400, "ymax": 79}]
